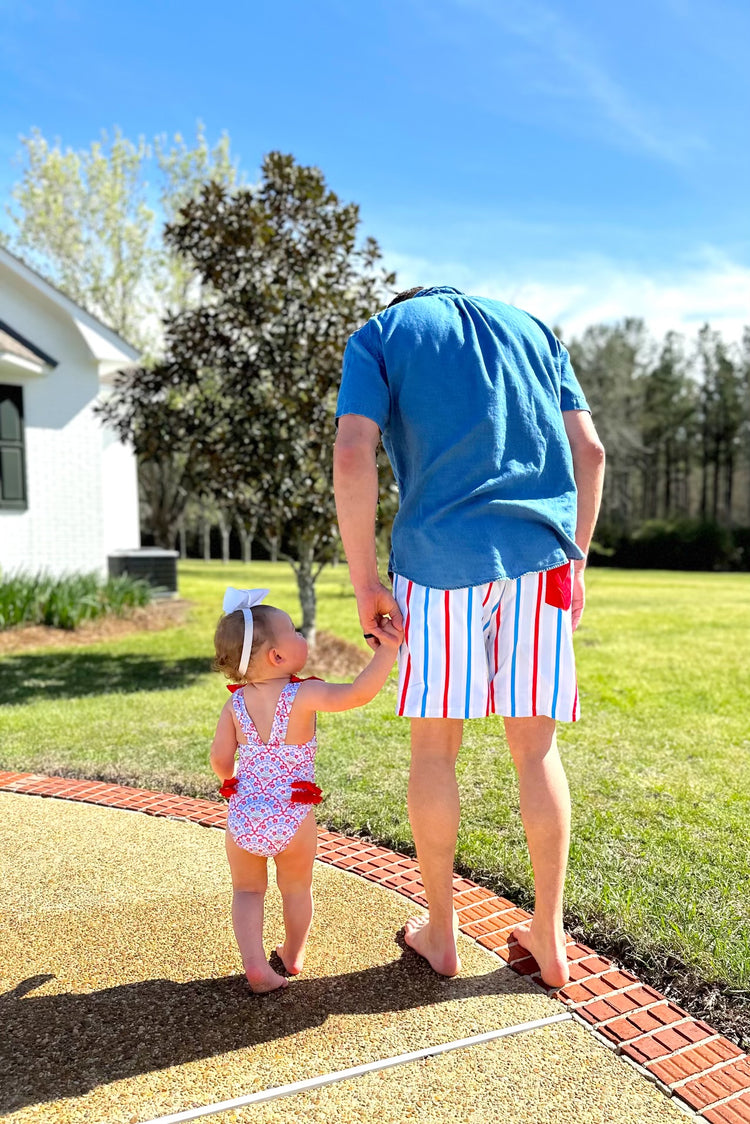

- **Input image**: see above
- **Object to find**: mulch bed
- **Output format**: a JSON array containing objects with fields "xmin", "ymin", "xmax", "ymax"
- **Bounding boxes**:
[{"xmin": 0, "ymin": 600, "xmax": 190, "ymax": 654}]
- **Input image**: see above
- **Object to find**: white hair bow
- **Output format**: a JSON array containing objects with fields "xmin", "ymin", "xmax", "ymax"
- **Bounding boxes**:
[{"xmin": 222, "ymin": 587, "xmax": 270, "ymax": 676}]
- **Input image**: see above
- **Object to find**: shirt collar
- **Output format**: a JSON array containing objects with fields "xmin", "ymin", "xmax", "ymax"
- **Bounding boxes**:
[{"xmin": 415, "ymin": 286, "xmax": 464, "ymax": 298}]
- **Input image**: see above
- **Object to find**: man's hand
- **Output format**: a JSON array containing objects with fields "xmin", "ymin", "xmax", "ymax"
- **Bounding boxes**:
[
  {"xmin": 571, "ymin": 563, "xmax": 585, "ymax": 632},
  {"xmin": 356, "ymin": 583, "xmax": 404, "ymax": 650}
]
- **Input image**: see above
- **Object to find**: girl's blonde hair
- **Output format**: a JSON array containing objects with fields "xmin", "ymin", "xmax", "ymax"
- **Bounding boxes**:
[{"xmin": 212, "ymin": 604, "xmax": 279, "ymax": 683}]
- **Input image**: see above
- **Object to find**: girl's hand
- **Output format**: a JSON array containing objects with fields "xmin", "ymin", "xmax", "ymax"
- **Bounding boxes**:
[
  {"xmin": 375, "ymin": 617, "xmax": 403, "ymax": 651},
  {"xmin": 356, "ymin": 583, "xmax": 404, "ymax": 650}
]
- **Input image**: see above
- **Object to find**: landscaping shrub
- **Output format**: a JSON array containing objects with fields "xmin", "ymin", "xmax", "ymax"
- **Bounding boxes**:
[
  {"xmin": 0, "ymin": 572, "xmax": 152, "ymax": 631},
  {"xmin": 590, "ymin": 518, "xmax": 745, "ymax": 571}
]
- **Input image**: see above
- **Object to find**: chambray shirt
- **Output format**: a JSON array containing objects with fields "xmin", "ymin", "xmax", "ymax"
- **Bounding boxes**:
[{"xmin": 336, "ymin": 286, "xmax": 590, "ymax": 589}]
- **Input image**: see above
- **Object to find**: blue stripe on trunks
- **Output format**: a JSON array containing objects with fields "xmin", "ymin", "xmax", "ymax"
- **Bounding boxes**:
[
  {"xmin": 465, "ymin": 587, "xmax": 473, "ymax": 715},
  {"xmin": 510, "ymin": 579, "xmax": 522, "ymax": 716},
  {"xmin": 420, "ymin": 586, "xmax": 431, "ymax": 718},
  {"xmin": 551, "ymin": 607, "xmax": 562, "ymax": 719},
  {"xmin": 483, "ymin": 599, "xmax": 501, "ymax": 631}
]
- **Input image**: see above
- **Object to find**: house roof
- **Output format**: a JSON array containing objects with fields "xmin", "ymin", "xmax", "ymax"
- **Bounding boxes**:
[
  {"xmin": 0, "ymin": 319, "xmax": 58, "ymax": 369},
  {"xmin": 0, "ymin": 246, "xmax": 140, "ymax": 377}
]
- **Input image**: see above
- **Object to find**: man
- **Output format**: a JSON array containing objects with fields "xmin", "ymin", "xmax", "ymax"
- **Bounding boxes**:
[{"xmin": 333, "ymin": 285, "xmax": 605, "ymax": 987}]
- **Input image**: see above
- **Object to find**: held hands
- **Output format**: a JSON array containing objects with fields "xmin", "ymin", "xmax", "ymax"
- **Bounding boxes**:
[
  {"xmin": 356, "ymin": 583, "xmax": 404, "ymax": 651},
  {"xmin": 373, "ymin": 616, "xmax": 403, "ymax": 652}
]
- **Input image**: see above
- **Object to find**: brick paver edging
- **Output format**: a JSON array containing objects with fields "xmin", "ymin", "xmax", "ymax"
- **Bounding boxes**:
[{"xmin": 3, "ymin": 770, "xmax": 749, "ymax": 1123}]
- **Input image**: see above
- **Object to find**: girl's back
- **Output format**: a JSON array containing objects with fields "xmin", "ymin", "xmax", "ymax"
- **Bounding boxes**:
[{"xmin": 228, "ymin": 681, "xmax": 317, "ymax": 858}]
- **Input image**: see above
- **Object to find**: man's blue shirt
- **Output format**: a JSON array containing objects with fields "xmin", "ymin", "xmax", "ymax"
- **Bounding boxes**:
[{"xmin": 336, "ymin": 286, "xmax": 590, "ymax": 589}]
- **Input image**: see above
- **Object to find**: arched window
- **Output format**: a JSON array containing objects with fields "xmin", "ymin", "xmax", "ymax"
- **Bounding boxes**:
[{"xmin": 0, "ymin": 385, "xmax": 26, "ymax": 509}]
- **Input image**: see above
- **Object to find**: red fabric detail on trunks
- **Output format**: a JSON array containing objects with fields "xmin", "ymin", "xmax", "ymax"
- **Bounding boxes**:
[{"xmin": 544, "ymin": 563, "xmax": 572, "ymax": 610}]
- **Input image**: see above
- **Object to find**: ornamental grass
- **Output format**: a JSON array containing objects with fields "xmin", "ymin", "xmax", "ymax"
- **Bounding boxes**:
[{"xmin": 0, "ymin": 572, "xmax": 152, "ymax": 631}]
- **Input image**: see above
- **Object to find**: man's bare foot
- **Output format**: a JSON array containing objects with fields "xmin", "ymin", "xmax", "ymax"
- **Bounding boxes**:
[
  {"xmin": 244, "ymin": 962, "xmax": 289, "ymax": 994},
  {"xmin": 404, "ymin": 913, "xmax": 461, "ymax": 977},
  {"xmin": 511, "ymin": 918, "xmax": 569, "ymax": 989},
  {"xmin": 276, "ymin": 942, "xmax": 305, "ymax": 975}
]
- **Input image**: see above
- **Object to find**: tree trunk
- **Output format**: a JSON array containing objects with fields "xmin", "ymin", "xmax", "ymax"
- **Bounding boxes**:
[
  {"xmin": 202, "ymin": 518, "xmax": 212, "ymax": 562},
  {"xmin": 700, "ymin": 445, "xmax": 709, "ymax": 520},
  {"xmin": 724, "ymin": 453, "xmax": 734, "ymax": 526},
  {"xmin": 138, "ymin": 455, "xmax": 187, "ymax": 549},
  {"xmin": 268, "ymin": 534, "xmax": 280, "ymax": 564},
  {"xmin": 238, "ymin": 528, "xmax": 253, "ymax": 563},
  {"xmin": 663, "ymin": 441, "xmax": 672, "ymax": 517},
  {"xmin": 712, "ymin": 447, "xmax": 720, "ymax": 522},
  {"xmin": 294, "ymin": 543, "xmax": 317, "ymax": 646},
  {"xmin": 218, "ymin": 512, "xmax": 231, "ymax": 564},
  {"xmin": 178, "ymin": 518, "xmax": 187, "ymax": 560},
  {"xmin": 236, "ymin": 514, "xmax": 257, "ymax": 564}
]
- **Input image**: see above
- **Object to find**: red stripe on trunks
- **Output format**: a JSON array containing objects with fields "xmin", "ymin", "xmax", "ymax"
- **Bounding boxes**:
[
  {"xmin": 490, "ymin": 598, "xmax": 502, "ymax": 713},
  {"xmin": 398, "ymin": 580, "xmax": 414, "ymax": 717},
  {"xmin": 443, "ymin": 590, "xmax": 451, "ymax": 718},
  {"xmin": 531, "ymin": 572, "xmax": 544, "ymax": 716}
]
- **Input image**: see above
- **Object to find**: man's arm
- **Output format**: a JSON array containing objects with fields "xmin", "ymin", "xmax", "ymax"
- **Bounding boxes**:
[
  {"xmin": 333, "ymin": 414, "xmax": 403, "ymax": 647},
  {"xmin": 563, "ymin": 410, "xmax": 606, "ymax": 630}
]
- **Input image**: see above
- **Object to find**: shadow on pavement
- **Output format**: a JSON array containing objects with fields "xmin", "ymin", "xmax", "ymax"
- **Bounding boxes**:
[
  {"xmin": 0, "ymin": 652, "xmax": 209, "ymax": 706},
  {"xmin": 1, "ymin": 957, "xmax": 527, "ymax": 1112}
]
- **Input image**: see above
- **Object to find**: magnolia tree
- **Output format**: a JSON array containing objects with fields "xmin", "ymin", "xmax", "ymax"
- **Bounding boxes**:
[{"xmin": 102, "ymin": 152, "xmax": 395, "ymax": 640}]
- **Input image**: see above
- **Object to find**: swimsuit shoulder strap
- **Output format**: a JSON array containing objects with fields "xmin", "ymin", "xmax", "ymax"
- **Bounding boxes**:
[
  {"xmin": 269, "ymin": 680, "xmax": 302, "ymax": 745},
  {"xmin": 232, "ymin": 688, "xmax": 259, "ymax": 741}
]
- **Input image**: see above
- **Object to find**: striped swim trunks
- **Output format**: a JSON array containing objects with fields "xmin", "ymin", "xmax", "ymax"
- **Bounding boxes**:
[{"xmin": 392, "ymin": 565, "xmax": 579, "ymax": 722}]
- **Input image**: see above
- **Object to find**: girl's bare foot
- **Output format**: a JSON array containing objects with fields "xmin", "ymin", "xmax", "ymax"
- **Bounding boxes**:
[
  {"xmin": 276, "ymin": 941, "xmax": 306, "ymax": 975},
  {"xmin": 404, "ymin": 913, "xmax": 461, "ymax": 977},
  {"xmin": 244, "ymin": 962, "xmax": 289, "ymax": 994},
  {"xmin": 511, "ymin": 918, "xmax": 569, "ymax": 989}
]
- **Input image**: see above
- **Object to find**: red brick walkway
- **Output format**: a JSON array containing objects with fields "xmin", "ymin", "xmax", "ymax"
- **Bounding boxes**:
[{"xmin": 3, "ymin": 770, "xmax": 749, "ymax": 1122}]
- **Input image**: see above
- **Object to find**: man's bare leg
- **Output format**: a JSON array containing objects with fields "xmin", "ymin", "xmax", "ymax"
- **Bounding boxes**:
[
  {"xmin": 404, "ymin": 717, "xmax": 463, "ymax": 976},
  {"xmin": 504, "ymin": 716, "xmax": 570, "ymax": 988}
]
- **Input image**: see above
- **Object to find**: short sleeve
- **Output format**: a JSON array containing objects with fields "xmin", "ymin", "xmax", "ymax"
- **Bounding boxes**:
[
  {"xmin": 559, "ymin": 346, "xmax": 590, "ymax": 413},
  {"xmin": 336, "ymin": 320, "xmax": 390, "ymax": 431}
]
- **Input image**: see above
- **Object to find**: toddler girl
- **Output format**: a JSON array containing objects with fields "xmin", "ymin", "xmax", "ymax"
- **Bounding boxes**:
[{"xmin": 210, "ymin": 586, "xmax": 401, "ymax": 993}]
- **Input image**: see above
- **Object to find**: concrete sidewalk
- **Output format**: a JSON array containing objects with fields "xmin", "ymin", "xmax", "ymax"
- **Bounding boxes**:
[{"xmin": 0, "ymin": 782, "xmax": 743, "ymax": 1123}]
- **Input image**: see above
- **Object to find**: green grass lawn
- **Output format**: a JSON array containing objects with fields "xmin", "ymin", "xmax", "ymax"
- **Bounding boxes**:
[{"xmin": 2, "ymin": 562, "xmax": 749, "ymax": 1034}]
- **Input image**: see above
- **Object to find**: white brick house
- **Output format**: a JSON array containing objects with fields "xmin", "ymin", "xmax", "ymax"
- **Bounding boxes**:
[{"xmin": 0, "ymin": 247, "xmax": 141, "ymax": 578}]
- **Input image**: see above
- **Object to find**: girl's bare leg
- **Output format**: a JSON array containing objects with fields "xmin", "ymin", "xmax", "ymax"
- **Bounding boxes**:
[
  {"xmin": 225, "ymin": 832, "xmax": 288, "ymax": 993},
  {"xmin": 274, "ymin": 810, "xmax": 317, "ymax": 974}
]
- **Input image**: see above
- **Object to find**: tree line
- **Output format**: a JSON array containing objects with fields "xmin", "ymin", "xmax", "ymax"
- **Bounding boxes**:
[{"xmin": 566, "ymin": 319, "xmax": 750, "ymax": 569}]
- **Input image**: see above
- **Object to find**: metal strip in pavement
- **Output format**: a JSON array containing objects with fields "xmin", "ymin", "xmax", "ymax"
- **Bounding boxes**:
[{"xmin": 140, "ymin": 1011, "xmax": 573, "ymax": 1124}]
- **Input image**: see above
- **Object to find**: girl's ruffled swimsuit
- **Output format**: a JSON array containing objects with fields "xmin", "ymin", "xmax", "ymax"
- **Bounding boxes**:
[{"xmin": 227, "ymin": 680, "xmax": 317, "ymax": 857}]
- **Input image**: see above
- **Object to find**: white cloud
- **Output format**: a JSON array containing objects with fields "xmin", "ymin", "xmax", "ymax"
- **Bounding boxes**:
[{"xmin": 384, "ymin": 248, "xmax": 750, "ymax": 343}]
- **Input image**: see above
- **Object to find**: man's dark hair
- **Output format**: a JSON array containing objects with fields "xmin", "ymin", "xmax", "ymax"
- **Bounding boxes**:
[{"xmin": 387, "ymin": 286, "xmax": 425, "ymax": 308}]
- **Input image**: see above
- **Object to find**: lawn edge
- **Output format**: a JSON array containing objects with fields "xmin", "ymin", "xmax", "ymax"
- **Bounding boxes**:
[{"xmin": 3, "ymin": 770, "xmax": 749, "ymax": 1123}]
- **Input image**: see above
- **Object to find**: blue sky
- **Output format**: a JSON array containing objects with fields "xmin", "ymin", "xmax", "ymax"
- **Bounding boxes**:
[{"xmin": 1, "ymin": 0, "xmax": 748, "ymax": 340}]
